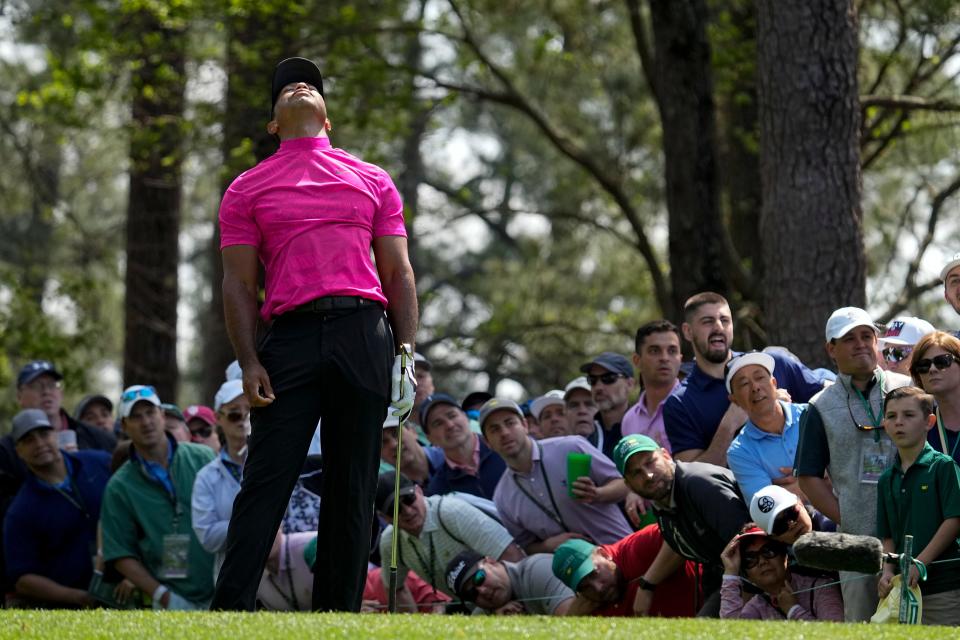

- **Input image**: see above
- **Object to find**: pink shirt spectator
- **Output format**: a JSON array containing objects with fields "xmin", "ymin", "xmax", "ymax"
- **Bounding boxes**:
[
  {"xmin": 620, "ymin": 380, "xmax": 679, "ymax": 453},
  {"xmin": 445, "ymin": 433, "xmax": 480, "ymax": 476},
  {"xmin": 219, "ymin": 136, "xmax": 408, "ymax": 322},
  {"xmin": 719, "ymin": 573, "xmax": 843, "ymax": 621}
]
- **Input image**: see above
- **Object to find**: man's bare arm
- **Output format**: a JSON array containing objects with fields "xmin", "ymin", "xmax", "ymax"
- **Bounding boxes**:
[
  {"xmin": 373, "ymin": 235, "xmax": 418, "ymax": 350},
  {"xmin": 222, "ymin": 245, "xmax": 273, "ymax": 405}
]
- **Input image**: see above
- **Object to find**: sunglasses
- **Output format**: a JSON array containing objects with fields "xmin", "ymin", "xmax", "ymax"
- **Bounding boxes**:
[
  {"xmin": 461, "ymin": 568, "xmax": 487, "ymax": 601},
  {"xmin": 221, "ymin": 410, "xmax": 250, "ymax": 424},
  {"xmin": 882, "ymin": 346, "xmax": 912, "ymax": 364},
  {"xmin": 742, "ymin": 544, "xmax": 782, "ymax": 569},
  {"xmin": 191, "ymin": 425, "xmax": 214, "ymax": 439},
  {"xmin": 587, "ymin": 372, "xmax": 624, "ymax": 386},
  {"xmin": 122, "ymin": 386, "xmax": 157, "ymax": 403},
  {"xmin": 771, "ymin": 505, "xmax": 800, "ymax": 536},
  {"xmin": 914, "ymin": 354, "xmax": 959, "ymax": 375},
  {"xmin": 844, "ymin": 391, "xmax": 882, "ymax": 432}
]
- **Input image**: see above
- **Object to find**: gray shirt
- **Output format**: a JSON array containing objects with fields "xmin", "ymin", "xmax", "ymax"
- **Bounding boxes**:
[{"xmin": 474, "ymin": 554, "xmax": 573, "ymax": 615}]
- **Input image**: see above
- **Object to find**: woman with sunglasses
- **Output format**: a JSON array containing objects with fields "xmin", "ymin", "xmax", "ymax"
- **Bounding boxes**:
[
  {"xmin": 909, "ymin": 332, "xmax": 960, "ymax": 465},
  {"xmin": 719, "ymin": 524, "xmax": 843, "ymax": 621}
]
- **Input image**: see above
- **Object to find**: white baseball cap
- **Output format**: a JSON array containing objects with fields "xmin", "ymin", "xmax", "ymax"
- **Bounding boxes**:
[
  {"xmin": 879, "ymin": 317, "xmax": 936, "ymax": 347},
  {"xmin": 225, "ymin": 360, "xmax": 242, "ymax": 381},
  {"xmin": 749, "ymin": 485, "xmax": 798, "ymax": 534},
  {"xmin": 530, "ymin": 390, "xmax": 565, "ymax": 420},
  {"xmin": 724, "ymin": 352, "xmax": 776, "ymax": 393},
  {"xmin": 941, "ymin": 252, "xmax": 960, "ymax": 282},
  {"xmin": 563, "ymin": 376, "xmax": 591, "ymax": 399},
  {"xmin": 214, "ymin": 379, "xmax": 245, "ymax": 412},
  {"xmin": 824, "ymin": 307, "xmax": 878, "ymax": 342},
  {"xmin": 120, "ymin": 385, "xmax": 162, "ymax": 418}
]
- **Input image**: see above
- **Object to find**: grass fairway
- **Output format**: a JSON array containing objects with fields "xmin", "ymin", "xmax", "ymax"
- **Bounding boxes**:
[{"xmin": 0, "ymin": 611, "xmax": 949, "ymax": 639}]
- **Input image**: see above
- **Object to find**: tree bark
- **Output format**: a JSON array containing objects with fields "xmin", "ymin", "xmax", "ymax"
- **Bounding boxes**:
[
  {"xmin": 648, "ymin": 0, "xmax": 731, "ymax": 315},
  {"xmin": 757, "ymin": 0, "xmax": 865, "ymax": 368},
  {"xmin": 122, "ymin": 11, "xmax": 186, "ymax": 402}
]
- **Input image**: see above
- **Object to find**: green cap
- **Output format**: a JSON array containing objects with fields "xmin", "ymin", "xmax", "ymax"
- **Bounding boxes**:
[
  {"xmin": 552, "ymin": 538, "xmax": 597, "ymax": 591},
  {"xmin": 612, "ymin": 434, "xmax": 660, "ymax": 475}
]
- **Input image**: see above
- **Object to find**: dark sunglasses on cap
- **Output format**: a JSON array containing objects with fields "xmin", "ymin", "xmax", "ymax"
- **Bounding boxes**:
[
  {"xmin": 742, "ymin": 544, "xmax": 782, "ymax": 570},
  {"xmin": 771, "ymin": 505, "xmax": 800, "ymax": 536},
  {"xmin": 882, "ymin": 346, "xmax": 912, "ymax": 364},
  {"xmin": 914, "ymin": 354, "xmax": 959, "ymax": 375},
  {"xmin": 587, "ymin": 372, "xmax": 625, "ymax": 386},
  {"xmin": 461, "ymin": 567, "xmax": 487, "ymax": 601}
]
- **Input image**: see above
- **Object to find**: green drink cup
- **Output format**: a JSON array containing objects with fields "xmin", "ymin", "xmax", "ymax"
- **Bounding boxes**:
[{"xmin": 567, "ymin": 452, "xmax": 592, "ymax": 498}]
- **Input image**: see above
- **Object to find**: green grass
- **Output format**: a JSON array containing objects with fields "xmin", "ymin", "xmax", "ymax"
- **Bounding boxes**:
[{"xmin": 0, "ymin": 611, "xmax": 950, "ymax": 639}]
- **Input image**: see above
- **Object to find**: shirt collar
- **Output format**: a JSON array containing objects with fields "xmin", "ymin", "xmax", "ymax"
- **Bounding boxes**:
[
  {"xmin": 893, "ymin": 442, "xmax": 937, "ymax": 474},
  {"xmin": 130, "ymin": 433, "xmax": 176, "ymax": 468},
  {"xmin": 635, "ymin": 380, "xmax": 682, "ymax": 416},
  {"xmin": 743, "ymin": 401, "xmax": 795, "ymax": 439},
  {"xmin": 278, "ymin": 136, "xmax": 332, "ymax": 152}
]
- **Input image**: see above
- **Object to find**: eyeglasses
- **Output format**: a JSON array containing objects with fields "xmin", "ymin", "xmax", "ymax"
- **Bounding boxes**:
[
  {"xmin": 191, "ymin": 425, "xmax": 214, "ymax": 439},
  {"xmin": 742, "ymin": 544, "xmax": 781, "ymax": 569},
  {"xmin": 914, "ymin": 354, "xmax": 959, "ymax": 375},
  {"xmin": 882, "ymin": 346, "xmax": 912, "ymax": 364},
  {"xmin": 24, "ymin": 379, "xmax": 62, "ymax": 393},
  {"xmin": 221, "ymin": 410, "xmax": 250, "ymax": 424},
  {"xmin": 771, "ymin": 505, "xmax": 800, "ymax": 536},
  {"xmin": 587, "ymin": 372, "xmax": 624, "ymax": 386},
  {"xmin": 462, "ymin": 568, "xmax": 487, "ymax": 601},
  {"xmin": 122, "ymin": 386, "xmax": 157, "ymax": 403}
]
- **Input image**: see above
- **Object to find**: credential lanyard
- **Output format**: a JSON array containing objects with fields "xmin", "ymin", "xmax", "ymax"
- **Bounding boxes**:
[
  {"xmin": 936, "ymin": 408, "xmax": 960, "ymax": 461},
  {"xmin": 409, "ymin": 532, "xmax": 438, "ymax": 593},
  {"xmin": 53, "ymin": 476, "xmax": 90, "ymax": 520},
  {"xmin": 512, "ymin": 442, "xmax": 569, "ymax": 531},
  {"xmin": 852, "ymin": 371, "xmax": 884, "ymax": 442}
]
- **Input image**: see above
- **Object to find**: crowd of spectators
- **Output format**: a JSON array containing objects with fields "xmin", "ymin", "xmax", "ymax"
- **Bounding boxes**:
[{"xmin": 0, "ymin": 252, "xmax": 958, "ymax": 625}]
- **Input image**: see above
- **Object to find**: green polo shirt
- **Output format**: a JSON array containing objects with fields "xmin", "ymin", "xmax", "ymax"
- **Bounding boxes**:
[
  {"xmin": 101, "ymin": 441, "xmax": 216, "ymax": 604},
  {"xmin": 877, "ymin": 442, "xmax": 960, "ymax": 595}
]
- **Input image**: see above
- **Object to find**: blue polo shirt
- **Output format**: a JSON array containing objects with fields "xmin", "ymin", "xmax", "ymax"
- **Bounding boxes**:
[
  {"xmin": 726, "ymin": 401, "xmax": 807, "ymax": 503},
  {"xmin": 3, "ymin": 449, "xmax": 111, "ymax": 588},
  {"xmin": 425, "ymin": 437, "xmax": 505, "ymax": 499},
  {"xmin": 664, "ymin": 351, "xmax": 829, "ymax": 456}
]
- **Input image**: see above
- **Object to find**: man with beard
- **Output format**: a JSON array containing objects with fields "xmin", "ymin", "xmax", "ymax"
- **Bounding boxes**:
[
  {"xmin": 614, "ymin": 434, "xmax": 751, "ymax": 616},
  {"xmin": 579, "ymin": 353, "xmax": 636, "ymax": 460},
  {"xmin": 663, "ymin": 292, "xmax": 827, "ymax": 465},
  {"xmin": 551, "ymin": 527, "xmax": 700, "ymax": 617}
]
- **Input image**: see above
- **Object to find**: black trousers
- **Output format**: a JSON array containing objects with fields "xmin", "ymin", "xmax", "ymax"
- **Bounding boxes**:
[{"xmin": 211, "ymin": 304, "xmax": 393, "ymax": 611}]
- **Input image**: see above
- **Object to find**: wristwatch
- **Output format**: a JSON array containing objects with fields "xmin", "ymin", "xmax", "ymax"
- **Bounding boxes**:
[{"xmin": 638, "ymin": 577, "xmax": 657, "ymax": 592}]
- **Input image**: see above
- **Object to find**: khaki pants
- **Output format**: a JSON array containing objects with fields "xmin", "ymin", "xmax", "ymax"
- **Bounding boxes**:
[
  {"xmin": 840, "ymin": 571, "xmax": 878, "ymax": 622},
  {"xmin": 922, "ymin": 588, "xmax": 960, "ymax": 626}
]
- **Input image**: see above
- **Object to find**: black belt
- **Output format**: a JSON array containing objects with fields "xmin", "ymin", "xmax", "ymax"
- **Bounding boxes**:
[{"xmin": 292, "ymin": 296, "xmax": 379, "ymax": 313}]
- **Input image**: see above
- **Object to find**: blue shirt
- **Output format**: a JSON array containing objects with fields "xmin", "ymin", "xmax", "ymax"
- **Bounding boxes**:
[
  {"xmin": 664, "ymin": 351, "xmax": 828, "ymax": 456},
  {"xmin": 425, "ymin": 437, "xmax": 506, "ymax": 500},
  {"xmin": 726, "ymin": 401, "xmax": 807, "ymax": 503},
  {"xmin": 131, "ymin": 438, "xmax": 176, "ymax": 498},
  {"xmin": 3, "ymin": 450, "xmax": 112, "ymax": 587}
]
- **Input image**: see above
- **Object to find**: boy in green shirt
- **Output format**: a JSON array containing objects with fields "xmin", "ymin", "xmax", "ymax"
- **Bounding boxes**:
[{"xmin": 877, "ymin": 386, "xmax": 960, "ymax": 626}]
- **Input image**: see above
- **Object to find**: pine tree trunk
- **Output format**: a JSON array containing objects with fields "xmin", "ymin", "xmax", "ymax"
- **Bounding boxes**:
[{"xmin": 757, "ymin": 0, "xmax": 865, "ymax": 368}]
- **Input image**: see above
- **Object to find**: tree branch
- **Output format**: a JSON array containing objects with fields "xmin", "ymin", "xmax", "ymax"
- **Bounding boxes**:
[{"xmin": 861, "ymin": 95, "xmax": 960, "ymax": 112}]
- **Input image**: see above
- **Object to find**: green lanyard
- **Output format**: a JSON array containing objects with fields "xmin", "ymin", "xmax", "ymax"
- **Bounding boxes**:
[
  {"xmin": 936, "ymin": 408, "xmax": 960, "ymax": 461},
  {"xmin": 852, "ymin": 371, "xmax": 884, "ymax": 442}
]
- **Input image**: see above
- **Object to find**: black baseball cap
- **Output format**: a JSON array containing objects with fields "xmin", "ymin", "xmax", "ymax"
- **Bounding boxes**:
[
  {"xmin": 271, "ymin": 57, "xmax": 324, "ymax": 114},
  {"xmin": 376, "ymin": 471, "xmax": 416, "ymax": 514}
]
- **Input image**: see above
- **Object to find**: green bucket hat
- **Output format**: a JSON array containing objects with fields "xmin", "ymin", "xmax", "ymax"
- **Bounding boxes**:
[
  {"xmin": 612, "ymin": 434, "xmax": 660, "ymax": 475},
  {"xmin": 552, "ymin": 538, "xmax": 597, "ymax": 591}
]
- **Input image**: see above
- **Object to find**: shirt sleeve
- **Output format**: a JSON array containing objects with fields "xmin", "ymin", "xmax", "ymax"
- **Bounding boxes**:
[
  {"xmin": 726, "ymin": 438, "xmax": 772, "ymax": 505},
  {"xmin": 875, "ymin": 474, "xmax": 891, "ymax": 539},
  {"xmin": 719, "ymin": 576, "xmax": 748, "ymax": 619},
  {"xmin": 794, "ymin": 404, "xmax": 830, "ymax": 477},
  {"xmin": 190, "ymin": 465, "xmax": 229, "ymax": 554},
  {"xmin": 493, "ymin": 488, "xmax": 538, "ymax": 550},
  {"xmin": 218, "ymin": 183, "xmax": 260, "ymax": 249},
  {"xmin": 3, "ymin": 501, "xmax": 40, "ymax": 582},
  {"xmin": 100, "ymin": 480, "xmax": 141, "ymax": 564},
  {"xmin": 443, "ymin": 499, "xmax": 515, "ymax": 559},
  {"xmin": 686, "ymin": 470, "xmax": 751, "ymax": 544},
  {"xmin": 771, "ymin": 355, "xmax": 825, "ymax": 403},
  {"xmin": 663, "ymin": 393, "xmax": 705, "ymax": 456},
  {"xmin": 372, "ymin": 170, "xmax": 407, "ymax": 238},
  {"xmin": 808, "ymin": 579, "xmax": 845, "ymax": 621}
]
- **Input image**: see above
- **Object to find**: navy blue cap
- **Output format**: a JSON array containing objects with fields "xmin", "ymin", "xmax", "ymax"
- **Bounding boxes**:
[
  {"xmin": 419, "ymin": 393, "xmax": 461, "ymax": 428},
  {"xmin": 461, "ymin": 391, "xmax": 493, "ymax": 412},
  {"xmin": 17, "ymin": 360, "xmax": 63, "ymax": 388},
  {"xmin": 578, "ymin": 352, "xmax": 634, "ymax": 378}
]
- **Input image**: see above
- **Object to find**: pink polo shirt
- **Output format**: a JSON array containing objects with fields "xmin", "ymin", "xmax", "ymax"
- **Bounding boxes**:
[{"xmin": 219, "ymin": 136, "xmax": 407, "ymax": 321}]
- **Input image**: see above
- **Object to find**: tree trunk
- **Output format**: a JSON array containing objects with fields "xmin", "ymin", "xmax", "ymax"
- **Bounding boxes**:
[
  {"xmin": 756, "ymin": 0, "xmax": 865, "ymax": 368},
  {"xmin": 122, "ymin": 12, "xmax": 186, "ymax": 402},
  {"xmin": 199, "ymin": 8, "xmax": 299, "ymax": 405},
  {"xmin": 648, "ymin": 0, "xmax": 731, "ymax": 317}
]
